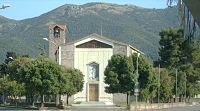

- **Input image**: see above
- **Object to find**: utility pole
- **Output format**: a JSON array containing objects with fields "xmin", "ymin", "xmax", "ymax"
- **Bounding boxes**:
[
  {"xmin": 101, "ymin": 22, "xmax": 102, "ymax": 37},
  {"xmin": 151, "ymin": 63, "xmax": 154, "ymax": 103},
  {"xmin": 176, "ymin": 69, "xmax": 178, "ymax": 102},
  {"xmin": 134, "ymin": 53, "xmax": 139, "ymax": 110},
  {"xmin": 184, "ymin": 72, "xmax": 187, "ymax": 103},
  {"xmin": 158, "ymin": 64, "xmax": 160, "ymax": 104},
  {"xmin": 136, "ymin": 53, "xmax": 138, "ymax": 104}
]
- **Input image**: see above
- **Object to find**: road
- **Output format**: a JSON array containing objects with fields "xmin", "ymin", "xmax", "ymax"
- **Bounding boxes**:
[
  {"xmin": 70, "ymin": 107, "xmax": 128, "ymax": 111},
  {"xmin": 0, "ymin": 106, "xmax": 23, "ymax": 110},
  {"xmin": 0, "ymin": 106, "xmax": 128, "ymax": 111},
  {"xmin": 158, "ymin": 105, "xmax": 200, "ymax": 111},
  {"xmin": 1, "ymin": 105, "xmax": 200, "ymax": 111}
]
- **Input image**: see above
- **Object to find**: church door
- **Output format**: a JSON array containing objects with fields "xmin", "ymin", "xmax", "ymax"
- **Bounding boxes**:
[{"xmin": 89, "ymin": 84, "xmax": 99, "ymax": 101}]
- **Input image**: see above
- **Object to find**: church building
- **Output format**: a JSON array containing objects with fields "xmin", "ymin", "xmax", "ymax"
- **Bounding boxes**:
[{"xmin": 48, "ymin": 24, "xmax": 143, "ymax": 105}]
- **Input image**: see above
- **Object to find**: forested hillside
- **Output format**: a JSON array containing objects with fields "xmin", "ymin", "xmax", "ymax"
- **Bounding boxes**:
[{"xmin": 0, "ymin": 3, "xmax": 179, "ymax": 62}]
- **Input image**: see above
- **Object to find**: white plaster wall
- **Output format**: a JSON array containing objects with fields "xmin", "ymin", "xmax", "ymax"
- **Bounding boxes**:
[{"xmin": 74, "ymin": 48, "xmax": 113, "ymax": 103}]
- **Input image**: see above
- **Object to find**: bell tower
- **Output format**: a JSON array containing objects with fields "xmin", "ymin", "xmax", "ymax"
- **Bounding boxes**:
[{"xmin": 49, "ymin": 24, "xmax": 67, "ymax": 61}]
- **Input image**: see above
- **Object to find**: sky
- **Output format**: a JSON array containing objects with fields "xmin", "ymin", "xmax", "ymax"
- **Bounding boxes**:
[{"xmin": 0, "ymin": 0, "xmax": 169, "ymax": 20}]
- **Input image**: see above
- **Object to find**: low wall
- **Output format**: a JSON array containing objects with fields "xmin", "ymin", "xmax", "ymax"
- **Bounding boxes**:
[
  {"xmin": 113, "ymin": 93, "xmax": 127, "ymax": 105},
  {"xmin": 130, "ymin": 103, "xmax": 186, "ymax": 111}
]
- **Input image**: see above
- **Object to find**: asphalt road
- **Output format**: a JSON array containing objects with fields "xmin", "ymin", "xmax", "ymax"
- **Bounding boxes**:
[
  {"xmin": 158, "ymin": 105, "xmax": 200, "ymax": 111},
  {"xmin": 69, "ymin": 105, "xmax": 200, "ymax": 111},
  {"xmin": 1, "ymin": 105, "xmax": 200, "ymax": 111},
  {"xmin": 70, "ymin": 107, "xmax": 128, "ymax": 111},
  {"xmin": 0, "ymin": 106, "xmax": 128, "ymax": 111},
  {"xmin": 0, "ymin": 106, "xmax": 23, "ymax": 110}
]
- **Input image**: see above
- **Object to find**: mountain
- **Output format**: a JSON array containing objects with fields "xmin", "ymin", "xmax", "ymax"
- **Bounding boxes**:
[{"xmin": 0, "ymin": 3, "xmax": 179, "ymax": 62}]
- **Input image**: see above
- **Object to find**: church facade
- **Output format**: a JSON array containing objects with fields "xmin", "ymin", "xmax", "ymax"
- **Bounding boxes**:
[{"xmin": 48, "ymin": 24, "xmax": 143, "ymax": 105}]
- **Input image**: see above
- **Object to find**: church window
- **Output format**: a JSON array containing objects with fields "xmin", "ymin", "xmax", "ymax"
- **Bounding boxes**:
[{"xmin": 88, "ymin": 62, "xmax": 99, "ymax": 81}]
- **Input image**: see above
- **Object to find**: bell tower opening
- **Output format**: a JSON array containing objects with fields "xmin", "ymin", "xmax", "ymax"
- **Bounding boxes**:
[{"xmin": 54, "ymin": 26, "xmax": 61, "ymax": 38}]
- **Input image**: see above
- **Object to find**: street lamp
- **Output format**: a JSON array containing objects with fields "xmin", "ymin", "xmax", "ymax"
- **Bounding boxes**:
[
  {"xmin": 43, "ymin": 37, "xmax": 57, "ymax": 46},
  {"xmin": 134, "ymin": 53, "xmax": 140, "ymax": 110},
  {"xmin": 42, "ymin": 38, "xmax": 48, "ymax": 41},
  {"xmin": 8, "ymin": 57, "xmax": 13, "ymax": 60}
]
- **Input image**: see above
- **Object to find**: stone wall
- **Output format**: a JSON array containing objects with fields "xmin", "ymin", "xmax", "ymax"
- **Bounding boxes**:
[
  {"xmin": 61, "ymin": 95, "xmax": 74, "ymax": 105},
  {"xmin": 61, "ymin": 44, "xmax": 75, "ymax": 69},
  {"xmin": 113, "ymin": 93, "xmax": 127, "ymax": 105},
  {"xmin": 113, "ymin": 43, "xmax": 127, "ymax": 55}
]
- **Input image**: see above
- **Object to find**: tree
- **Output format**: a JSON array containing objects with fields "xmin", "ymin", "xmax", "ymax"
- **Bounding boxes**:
[
  {"xmin": 179, "ymin": 40, "xmax": 194, "ymax": 65},
  {"xmin": 6, "ymin": 52, "xmax": 84, "ymax": 107},
  {"xmin": 7, "ymin": 81, "xmax": 25, "ymax": 105},
  {"xmin": 5, "ymin": 52, "xmax": 18, "ymax": 64},
  {"xmin": 192, "ymin": 40, "xmax": 200, "ymax": 68},
  {"xmin": 155, "ymin": 68, "xmax": 174, "ymax": 103},
  {"xmin": 179, "ymin": 64, "xmax": 200, "ymax": 99},
  {"xmin": 0, "ymin": 52, "xmax": 18, "ymax": 77},
  {"xmin": 176, "ymin": 71, "xmax": 186, "ymax": 102},
  {"xmin": 34, "ymin": 56, "xmax": 63, "ymax": 107},
  {"xmin": 168, "ymin": 70, "xmax": 187, "ymax": 102},
  {"xmin": 6, "ymin": 56, "xmax": 36, "ymax": 106},
  {"xmin": 158, "ymin": 28, "xmax": 198, "ymax": 102},
  {"xmin": 0, "ymin": 76, "xmax": 9, "ymax": 104},
  {"xmin": 18, "ymin": 56, "xmax": 66, "ymax": 107},
  {"xmin": 0, "ymin": 63, "xmax": 7, "ymax": 77},
  {"xmin": 177, "ymin": 40, "xmax": 200, "ymax": 99},
  {"xmin": 60, "ymin": 68, "xmax": 84, "ymax": 105},
  {"xmin": 0, "ymin": 52, "xmax": 30, "ymax": 105},
  {"xmin": 132, "ymin": 55, "xmax": 157, "ymax": 102},
  {"xmin": 173, "ymin": 40, "xmax": 200, "ymax": 100},
  {"xmin": 104, "ymin": 54, "xmax": 135, "ymax": 106},
  {"xmin": 0, "ymin": 75, "xmax": 25, "ymax": 105},
  {"xmin": 17, "ymin": 58, "xmax": 37, "ymax": 107},
  {"xmin": 159, "ymin": 28, "xmax": 184, "ymax": 68},
  {"xmin": 7, "ymin": 57, "xmax": 31, "ymax": 81}
]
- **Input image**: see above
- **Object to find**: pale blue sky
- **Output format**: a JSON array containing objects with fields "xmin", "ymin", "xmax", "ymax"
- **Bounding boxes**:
[{"xmin": 0, "ymin": 0, "xmax": 169, "ymax": 20}]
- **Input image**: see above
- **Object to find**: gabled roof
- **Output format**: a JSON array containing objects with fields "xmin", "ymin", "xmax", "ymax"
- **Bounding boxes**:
[
  {"xmin": 49, "ymin": 24, "xmax": 67, "ymax": 31},
  {"xmin": 67, "ymin": 33, "xmax": 128, "ymax": 46},
  {"xmin": 64, "ymin": 33, "xmax": 144, "ymax": 54}
]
